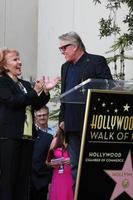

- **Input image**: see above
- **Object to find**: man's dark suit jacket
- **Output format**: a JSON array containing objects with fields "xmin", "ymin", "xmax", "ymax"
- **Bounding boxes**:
[
  {"xmin": 59, "ymin": 52, "xmax": 113, "ymax": 132},
  {"xmin": 0, "ymin": 74, "xmax": 50, "ymax": 139},
  {"xmin": 31, "ymin": 129, "xmax": 53, "ymax": 190}
]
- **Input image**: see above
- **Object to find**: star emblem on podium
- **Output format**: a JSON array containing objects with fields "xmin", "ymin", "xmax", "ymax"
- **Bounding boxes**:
[
  {"xmin": 104, "ymin": 151, "xmax": 133, "ymax": 200},
  {"xmin": 123, "ymin": 103, "xmax": 130, "ymax": 112}
]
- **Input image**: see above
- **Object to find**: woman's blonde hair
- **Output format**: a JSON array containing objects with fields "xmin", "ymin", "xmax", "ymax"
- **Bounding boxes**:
[{"xmin": 0, "ymin": 48, "xmax": 19, "ymax": 75}]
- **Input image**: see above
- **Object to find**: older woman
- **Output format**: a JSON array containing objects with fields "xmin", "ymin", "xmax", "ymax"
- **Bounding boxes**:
[{"xmin": 0, "ymin": 48, "xmax": 59, "ymax": 200}]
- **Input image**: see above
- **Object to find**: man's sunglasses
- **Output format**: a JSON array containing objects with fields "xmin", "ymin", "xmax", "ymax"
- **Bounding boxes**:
[{"xmin": 59, "ymin": 44, "xmax": 72, "ymax": 52}]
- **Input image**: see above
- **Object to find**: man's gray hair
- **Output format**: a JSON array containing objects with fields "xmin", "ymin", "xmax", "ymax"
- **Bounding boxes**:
[{"xmin": 59, "ymin": 31, "xmax": 86, "ymax": 51}]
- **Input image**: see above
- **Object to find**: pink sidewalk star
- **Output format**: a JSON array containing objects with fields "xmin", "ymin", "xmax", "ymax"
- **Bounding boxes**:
[{"xmin": 104, "ymin": 151, "xmax": 133, "ymax": 200}]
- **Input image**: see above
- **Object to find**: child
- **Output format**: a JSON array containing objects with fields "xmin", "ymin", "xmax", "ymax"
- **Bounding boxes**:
[{"xmin": 47, "ymin": 128, "xmax": 74, "ymax": 200}]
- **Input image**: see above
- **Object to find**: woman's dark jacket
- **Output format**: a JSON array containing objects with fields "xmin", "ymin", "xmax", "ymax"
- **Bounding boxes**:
[{"xmin": 0, "ymin": 74, "xmax": 50, "ymax": 139}]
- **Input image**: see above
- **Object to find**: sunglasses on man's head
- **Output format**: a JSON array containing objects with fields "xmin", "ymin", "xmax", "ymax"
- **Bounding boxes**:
[{"xmin": 59, "ymin": 44, "xmax": 72, "ymax": 52}]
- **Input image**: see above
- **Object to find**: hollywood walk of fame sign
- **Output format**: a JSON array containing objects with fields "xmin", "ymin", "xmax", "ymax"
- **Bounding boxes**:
[{"xmin": 74, "ymin": 90, "xmax": 133, "ymax": 200}]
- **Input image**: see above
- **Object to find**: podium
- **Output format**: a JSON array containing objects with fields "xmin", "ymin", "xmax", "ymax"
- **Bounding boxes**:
[{"xmin": 53, "ymin": 79, "xmax": 133, "ymax": 200}]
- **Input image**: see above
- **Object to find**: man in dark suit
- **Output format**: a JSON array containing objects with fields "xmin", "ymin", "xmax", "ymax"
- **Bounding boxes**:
[
  {"xmin": 30, "ymin": 106, "xmax": 55, "ymax": 200},
  {"xmin": 58, "ymin": 31, "xmax": 113, "ymax": 192}
]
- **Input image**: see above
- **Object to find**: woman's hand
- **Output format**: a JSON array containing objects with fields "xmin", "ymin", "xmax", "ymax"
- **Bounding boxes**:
[
  {"xmin": 43, "ymin": 76, "xmax": 60, "ymax": 91},
  {"xmin": 34, "ymin": 79, "xmax": 44, "ymax": 94}
]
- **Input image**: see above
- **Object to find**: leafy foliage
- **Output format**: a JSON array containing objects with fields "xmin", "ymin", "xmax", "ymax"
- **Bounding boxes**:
[
  {"xmin": 49, "ymin": 81, "xmax": 61, "ymax": 122},
  {"xmin": 93, "ymin": 0, "xmax": 133, "ymax": 80},
  {"xmin": 93, "ymin": 0, "xmax": 133, "ymax": 48},
  {"xmin": 99, "ymin": 18, "xmax": 120, "ymax": 38}
]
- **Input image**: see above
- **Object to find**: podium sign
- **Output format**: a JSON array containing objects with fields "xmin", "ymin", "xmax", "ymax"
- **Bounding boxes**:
[
  {"xmin": 55, "ymin": 79, "xmax": 133, "ymax": 200},
  {"xmin": 75, "ymin": 90, "xmax": 133, "ymax": 200}
]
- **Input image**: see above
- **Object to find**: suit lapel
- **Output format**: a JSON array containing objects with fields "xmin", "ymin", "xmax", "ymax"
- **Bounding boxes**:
[
  {"xmin": 4, "ymin": 75, "xmax": 24, "ymax": 94},
  {"xmin": 76, "ymin": 52, "xmax": 91, "ymax": 83},
  {"xmin": 62, "ymin": 62, "xmax": 70, "ymax": 92},
  {"xmin": 62, "ymin": 52, "xmax": 91, "ymax": 91}
]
